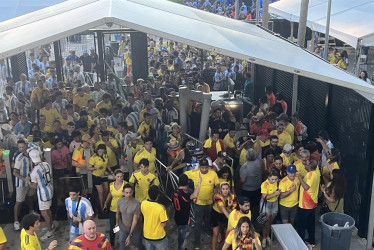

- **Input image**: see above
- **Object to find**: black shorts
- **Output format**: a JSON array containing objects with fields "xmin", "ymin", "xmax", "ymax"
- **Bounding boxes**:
[
  {"xmin": 92, "ymin": 175, "xmax": 108, "ymax": 186},
  {"xmin": 211, "ymin": 208, "xmax": 228, "ymax": 228},
  {"xmin": 53, "ymin": 169, "xmax": 68, "ymax": 179}
]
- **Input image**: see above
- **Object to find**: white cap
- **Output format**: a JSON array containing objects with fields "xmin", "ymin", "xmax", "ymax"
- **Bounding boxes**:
[{"xmin": 29, "ymin": 149, "xmax": 41, "ymax": 163}]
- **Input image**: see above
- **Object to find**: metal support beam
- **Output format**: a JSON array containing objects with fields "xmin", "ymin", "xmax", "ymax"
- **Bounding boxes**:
[
  {"xmin": 96, "ymin": 31, "xmax": 105, "ymax": 82},
  {"xmin": 297, "ymin": 0, "xmax": 309, "ymax": 48},
  {"xmin": 43, "ymin": 148, "xmax": 52, "ymax": 166},
  {"xmin": 262, "ymin": 0, "xmax": 269, "ymax": 29},
  {"xmin": 292, "ymin": 74, "xmax": 299, "ymax": 114},
  {"xmin": 53, "ymin": 41, "xmax": 63, "ymax": 82},
  {"xmin": 323, "ymin": 0, "xmax": 332, "ymax": 60},
  {"xmin": 235, "ymin": 0, "xmax": 239, "ymax": 20},
  {"xmin": 255, "ymin": 0, "xmax": 260, "ymax": 25}
]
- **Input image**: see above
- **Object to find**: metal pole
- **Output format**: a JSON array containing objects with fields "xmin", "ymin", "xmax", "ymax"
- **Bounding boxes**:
[
  {"xmin": 323, "ymin": 0, "xmax": 332, "ymax": 60},
  {"xmin": 235, "ymin": 0, "xmax": 239, "ymax": 20},
  {"xmin": 262, "ymin": 0, "xmax": 269, "ymax": 29},
  {"xmin": 297, "ymin": 0, "xmax": 309, "ymax": 48},
  {"xmin": 255, "ymin": 0, "xmax": 260, "ymax": 25},
  {"xmin": 292, "ymin": 74, "xmax": 298, "ymax": 114},
  {"xmin": 367, "ymin": 168, "xmax": 374, "ymax": 249}
]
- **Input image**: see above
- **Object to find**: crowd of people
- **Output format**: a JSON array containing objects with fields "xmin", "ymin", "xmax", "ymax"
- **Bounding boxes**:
[{"xmin": 0, "ymin": 28, "xmax": 350, "ymax": 250}]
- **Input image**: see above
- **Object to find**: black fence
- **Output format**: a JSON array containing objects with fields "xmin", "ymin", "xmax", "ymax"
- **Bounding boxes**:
[{"xmin": 254, "ymin": 65, "xmax": 374, "ymax": 237}]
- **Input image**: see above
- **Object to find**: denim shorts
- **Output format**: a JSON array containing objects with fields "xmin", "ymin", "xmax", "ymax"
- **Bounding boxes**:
[{"xmin": 260, "ymin": 199, "xmax": 278, "ymax": 215}]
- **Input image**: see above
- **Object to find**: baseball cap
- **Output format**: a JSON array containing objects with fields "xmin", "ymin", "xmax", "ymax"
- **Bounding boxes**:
[
  {"xmin": 194, "ymin": 148, "xmax": 203, "ymax": 155},
  {"xmin": 29, "ymin": 149, "xmax": 42, "ymax": 164},
  {"xmin": 238, "ymin": 196, "xmax": 250, "ymax": 205},
  {"xmin": 287, "ymin": 164, "xmax": 297, "ymax": 173}
]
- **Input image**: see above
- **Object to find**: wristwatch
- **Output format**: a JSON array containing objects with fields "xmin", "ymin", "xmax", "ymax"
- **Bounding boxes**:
[{"xmin": 130, "ymin": 233, "xmax": 133, "ymax": 238}]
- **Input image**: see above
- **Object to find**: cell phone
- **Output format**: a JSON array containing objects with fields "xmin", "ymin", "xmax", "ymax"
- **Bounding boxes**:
[{"xmin": 113, "ymin": 226, "xmax": 120, "ymax": 234}]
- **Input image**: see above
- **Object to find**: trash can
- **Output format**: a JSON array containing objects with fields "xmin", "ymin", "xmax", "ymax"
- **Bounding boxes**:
[{"xmin": 321, "ymin": 212, "xmax": 355, "ymax": 250}]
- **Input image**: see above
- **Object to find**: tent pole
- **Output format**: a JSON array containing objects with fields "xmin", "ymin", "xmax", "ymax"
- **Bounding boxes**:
[
  {"xmin": 292, "ymin": 74, "xmax": 298, "ymax": 114},
  {"xmin": 323, "ymin": 0, "xmax": 332, "ymax": 60},
  {"xmin": 297, "ymin": 0, "xmax": 309, "ymax": 48},
  {"xmin": 235, "ymin": 0, "xmax": 239, "ymax": 20},
  {"xmin": 262, "ymin": 0, "xmax": 269, "ymax": 29},
  {"xmin": 255, "ymin": 0, "xmax": 260, "ymax": 25}
]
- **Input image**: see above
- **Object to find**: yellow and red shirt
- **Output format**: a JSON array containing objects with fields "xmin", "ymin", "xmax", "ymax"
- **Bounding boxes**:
[{"xmin": 299, "ymin": 170, "xmax": 320, "ymax": 209}]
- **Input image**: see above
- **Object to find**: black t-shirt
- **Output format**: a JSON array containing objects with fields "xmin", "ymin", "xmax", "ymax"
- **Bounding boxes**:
[
  {"xmin": 262, "ymin": 145, "xmax": 282, "ymax": 156},
  {"xmin": 173, "ymin": 188, "xmax": 192, "ymax": 225}
]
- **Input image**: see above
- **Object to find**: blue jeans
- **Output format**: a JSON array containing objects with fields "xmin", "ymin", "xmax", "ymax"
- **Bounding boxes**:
[
  {"xmin": 177, "ymin": 225, "xmax": 189, "ymax": 250},
  {"xmin": 144, "ymin": 237, "xmax": 168, "ymax": 250}
]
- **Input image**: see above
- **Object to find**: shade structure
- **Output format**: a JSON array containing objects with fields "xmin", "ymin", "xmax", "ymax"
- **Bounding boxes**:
[
  {"xmin": 0, "ymin": 0, "xmax": 374, "ymax": 101},
  {"xmin": 269, "ymin": 0, "xmax": 374, "ymax": 48}
]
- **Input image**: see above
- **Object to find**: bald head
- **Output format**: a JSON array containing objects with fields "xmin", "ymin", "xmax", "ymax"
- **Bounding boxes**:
[{"xmin": 83, "ymin": 220, "xmax": 97, "ymax": 240}]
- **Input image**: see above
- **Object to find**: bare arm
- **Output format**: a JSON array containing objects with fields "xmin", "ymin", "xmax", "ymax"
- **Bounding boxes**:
[
  {"xmin": 222, "ymin": 242, "xmax": 231, "ymax": 250},
  {"xmin": 298, "ymin": 174, "xmax": 310, "ymax": 190},
  {"xmin": 161, "ymin": 221, "xmax": 168, "ymax": 227},
  {"xmin": 13, "ymin": 169, "xmax": 30, "ymax": 183},
  {"xmin": 104, "ymin": 192, "xmax": 112, "ymax": 209},
  {"xmin": 190, "ymin": 174, "xmax": 202, "ymax": 200}
]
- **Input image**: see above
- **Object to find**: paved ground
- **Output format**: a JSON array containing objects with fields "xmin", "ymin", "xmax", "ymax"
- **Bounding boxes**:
[{"xmin": 1, "ymin": 204, "xmax": 367, "ymax": 250}]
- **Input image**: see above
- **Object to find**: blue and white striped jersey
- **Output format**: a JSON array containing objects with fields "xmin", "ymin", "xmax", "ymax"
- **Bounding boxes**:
[
  {"xmin": 14, "ymin": 153, "xmax": 33, "ymax": 187},
  {"xmin": 30, "ymin": 162, "xmax": 53, "ymax": 201},
  {"xmin": 65, "ymin": 197, "xmax": 94, "ymax": 234}
]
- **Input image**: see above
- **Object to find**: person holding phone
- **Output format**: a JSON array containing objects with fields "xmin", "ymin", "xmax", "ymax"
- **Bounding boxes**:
[{"xmin": 260, "ymin": 168, "xmax": 281, "ymax": 248}]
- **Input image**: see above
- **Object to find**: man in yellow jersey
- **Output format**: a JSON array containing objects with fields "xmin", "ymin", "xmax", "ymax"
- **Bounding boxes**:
[
  {"xmin": 185, "ymin": 158, "xmax": 219, "ymax": 248},
  {"xmin": 72, "ymin": 134, "xmax": 93, "ymax": 195},
  {"xmin": 279, "ymin": 164, "xmax": 300, "ymax": 226},
  {"xmin": 296, "ymin": 160, "xmax": 320, "ymax": 247},
  {"xmin": 294, "ymin": 149, "xmax": 311, "ymax": 177},
  {"xmin": 141, "ymin": 185, "xmax": 168, "ymax": 249},
  {"xmin": 226, "ymin": 196, "xmax": 251, "ymax": 233},
  {"xmin": 270, "ymin": 121, "xmax": 292, "ymax": 147},
  {"xmin": 276, "ymin": 113, "xmax": 295, "ymax": 142},
  {"xmin": 129, "ymin": 158, "xmax": 159, "ymax": 202},
  {"xmin": 133, "ymin": 137, "xmax": 156, "ymax": 173},
  {"xmin": 20, "ymin": 213, "xmax": 57, "ymax": 250},
  {"xmin": 39, "ymin": 99, "xmax": 60, "ymax": 126}
]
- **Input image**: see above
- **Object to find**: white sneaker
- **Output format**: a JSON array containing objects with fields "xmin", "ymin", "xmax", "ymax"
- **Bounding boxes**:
[
  {"xmin": 262, "ymin": 238, "xmax": 267, "ymax": 248},
  {"xmin": 14, "ymin": 221, "xmax": 20, "ymax": 231},
  {"xmin": 267, "ymin": 237, "xmax": 272, "ymax": 246},
  {"xmin": 40, "ymin": 231, "xmax": 54, "ymax": 241},
  {"xmin": 42, "ymin": 224, "xmax": 55, "ymax": 233}
]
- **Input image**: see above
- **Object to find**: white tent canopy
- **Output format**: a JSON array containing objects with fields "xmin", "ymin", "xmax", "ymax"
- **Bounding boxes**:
[
  {"xmin": 0, "ymin": 0, "xmax": 374, "ymax": 101},
  {"xmin": 269, "ymin": 0, "xmax": 374, "ymax": 48}
]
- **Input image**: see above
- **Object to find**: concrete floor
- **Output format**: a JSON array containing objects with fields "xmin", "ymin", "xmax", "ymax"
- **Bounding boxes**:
[{"xmin": 1, "ymin": 206, "xmax": 368, "ymax": 250}]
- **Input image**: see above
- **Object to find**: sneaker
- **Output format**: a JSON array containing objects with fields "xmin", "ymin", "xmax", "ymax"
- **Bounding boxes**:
[
  {"xmin": 14, "ymin": 221, "xmax": 20, "ymax": 231},
  {"xmin": 40, "ymin": 231, "xmax": 54, "ymax": 241},
  {"xmin": 267, "ymin": 237, "xmax": 272, "ymax": 245},
  {"xmin": 262, "ymin": 238, "xmax": 267, "ymax": 248},
  {"xmin": 42, "ymin": 225, "xmax": 55, "ymax": 233},
  {"xmin": 193, "ymin": 245, "xmax": 200, "ymax": 250}
]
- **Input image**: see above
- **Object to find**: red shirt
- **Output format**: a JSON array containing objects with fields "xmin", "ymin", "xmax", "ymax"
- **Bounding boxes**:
[
  {"xmin": 203, "ymin": 139, "xmax": 225, "ymax": 161},
  {"xmin": 69, "ymin": 232, "xmax": 111, "ymax": 250}
]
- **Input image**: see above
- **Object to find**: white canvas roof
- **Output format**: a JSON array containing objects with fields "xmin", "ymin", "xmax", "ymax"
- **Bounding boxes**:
[
  {"xmin": 0, "ymin": 0, "xmax": 374, "ymax": 101},
  {"xmin": 269, "ymin": 0, "xmax": 374, "ymax": 48}
]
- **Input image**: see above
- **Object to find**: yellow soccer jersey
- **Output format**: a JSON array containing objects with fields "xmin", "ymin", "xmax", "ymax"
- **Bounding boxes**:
[
  {"xmin": 21, "ymin": 229, "xmax": 41, "ymax": 250},
  {"xmin": 279, "ymin": 176, "xmax": 300, "ymax": 207},
  {"xmin": 185, "ymin": 169, "xmax": 219, "ymax": 205},
  {"xmin": 129, "ymin": 171, "xmax": 159, "ymax": 202}
]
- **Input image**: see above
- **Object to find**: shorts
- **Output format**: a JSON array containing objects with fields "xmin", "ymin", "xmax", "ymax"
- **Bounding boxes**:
[
  {"xmin": 211, "ymin": 208, "xmax": 228, "ymax": 227},
  {"xmin": 16, "ymin": 186, "xmax": 36, "ymax": 202},
  {"xmin": 38, "ymin": 199, "xmax": 52, "ymax": 211},
  {"xmin": 260, "ymin": 199, "xmax": 278, "ymax": 215},
  {"xmin": 92, "ymin": 175, "xmax": 108, "ymax": 186},
  {"xmin": 279, "ymin": 204, "xmax": 298, "ymax": 221}
]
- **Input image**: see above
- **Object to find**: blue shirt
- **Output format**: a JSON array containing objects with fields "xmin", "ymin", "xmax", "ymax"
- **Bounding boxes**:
[
  {"xmin": 14, "ymin": 121, "xmax": 32, "ymax": 136},
  {"xmin": 244, "ymin": 79, "xmax": 253, "ymax": 98}
]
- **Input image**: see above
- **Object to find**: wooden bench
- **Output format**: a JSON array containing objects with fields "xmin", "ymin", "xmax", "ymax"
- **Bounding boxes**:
[{"xmin": 271, "ymin": 224, "xmax": 309, "ymax": 250}]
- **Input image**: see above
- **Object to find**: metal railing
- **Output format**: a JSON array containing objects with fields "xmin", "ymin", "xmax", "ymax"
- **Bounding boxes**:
[{"xmin": 155, "ymin": 158, "xmax": 179, "ymax": 202}]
